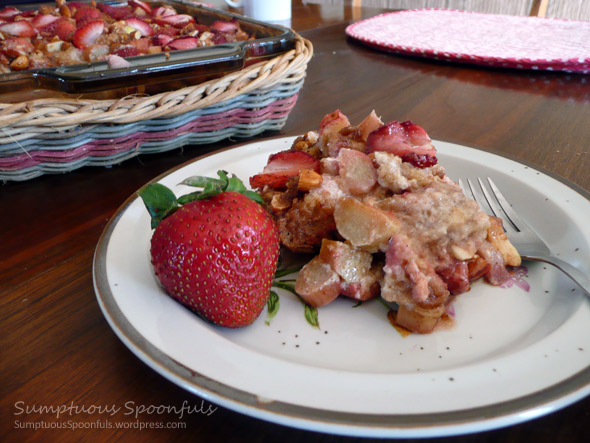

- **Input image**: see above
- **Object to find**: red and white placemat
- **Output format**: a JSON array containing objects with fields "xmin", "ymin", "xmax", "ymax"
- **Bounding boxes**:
[{"xmin": 346, "ymin": 9, "xmax": 590, "ymax": 74}]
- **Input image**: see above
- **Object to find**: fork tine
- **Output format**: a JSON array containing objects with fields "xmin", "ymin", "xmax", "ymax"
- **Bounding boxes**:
[
  {"xmin": 457, "ymin": 179, "xmax": 471, "ymax": 199},
  {"xmin": 476, "ymin": 178, "xmax": 521, "ymax": 233},
  {"xmin": 485, "ymin": 178, "xmax": 529, "ymax": 233},
  {"xmin": 461, "ymin": 178, "xmax": 519, "ymax": 237}
]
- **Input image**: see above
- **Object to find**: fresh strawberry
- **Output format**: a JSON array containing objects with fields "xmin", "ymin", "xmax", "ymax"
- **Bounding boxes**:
[
  {"xmin": 139, "ymin": 171, "xmax": 280, "ymax": 328},
  {"xmin": 73, "ymin": 20, "xmax": 104, "ymax": 49},
  {"xmin": 0, "ymin": 20, "xmax": 36, "ymax": 38},
  {"xmin": 250, "ymin": 151, "xmax": 321, "ymax": 189},
  {"xmin": 166, "ymin": 36, "xmax": 199, "ymax": 50}
]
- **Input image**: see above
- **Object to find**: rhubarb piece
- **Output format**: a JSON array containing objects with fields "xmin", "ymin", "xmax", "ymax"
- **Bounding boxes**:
[
  {"xmin": 295, "ymin": 256, "xmax": 341, "ymax": 307},
  {"xmin": 357, "ymin": 110, "xmax": 383, "ymax": 140},
  {"xmin": 333, "ymin": 198, "xmax": 401, "ymax": 252},
  {"xmin": 337, "ymin": 148, "xmax": 377, "ymax": 195}
]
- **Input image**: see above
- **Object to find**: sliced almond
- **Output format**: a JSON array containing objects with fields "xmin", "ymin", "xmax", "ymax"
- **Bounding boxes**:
[{"xmin": 297, "ymin": 169, "xmax": 322, "ymax": 192}]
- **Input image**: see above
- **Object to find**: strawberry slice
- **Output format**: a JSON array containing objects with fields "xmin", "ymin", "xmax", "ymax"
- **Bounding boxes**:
[
  {"xmin": 32, "ymin": 14, "xmax": 59, "ymax": 30},
  {"xmin": 55, "ymin": 20, "xmax": 77, "ymax": 42},
  {"xmin": 1, "ymin": 37, "xmax": 34, "ymax": 57},
  {"xmin": 211, "ymin": 20, "xmax": 238, "ymax": 33},
  {"xmin": 365, "ymin": 121, "xmax": 437, "ymax": 168},
  {"xmin": 74, "ymin": 6, "xmax": 102, "ymax": 27},
  {"xmin": 250, "ymin": 151, "xmax": 321, "ymax": 189},
  {"xmin": 129, "ymin": 0, "xmax": 152, "ymax": 15},
  {"xmin": 73, "ymin": 20, "xmax": 104, "ymax": 49},
  {"xmin": 96, "ymin": 4, "xmax": 132, "ymax": 20},
  {"xmin": 0, "ymin": 7, "xmax": 20, "ymax": 20},
  {"xmin": 152, "ymin": 33, "xmax": 173, "ymax": 47},
  {"xmin": 114, "ymin": 45, "xmax": 140, "ymax": 58},
  {"xmin": 167, "ymin": 36, "xmax": 199, "ymax": 51},
  {"xmin": 154, "ymin": 14, "xmax": 195, "ymax": 28},
  {"xmin": 125, "ymin": 17, "xmax": 154, "ymax": 37},
  {"xmin": 156, "ymin": 26, "xmax": 179, "ymax": 37},
  {"xmin": 0, "ymin": 20, "xmax": 36, "ymax": 38},
  {"xmin": 152, "ymin": 6, "xmax": 176, "ymax": 18},
  {"xmin": 39, "ymin": 17, "xmax": 76, "ymax": 42}
]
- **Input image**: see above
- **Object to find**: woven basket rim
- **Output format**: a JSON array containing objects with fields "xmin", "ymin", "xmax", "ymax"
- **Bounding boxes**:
[{"xmin": 0, "ymin": 33, "xmax": 313, "ymax": 129}]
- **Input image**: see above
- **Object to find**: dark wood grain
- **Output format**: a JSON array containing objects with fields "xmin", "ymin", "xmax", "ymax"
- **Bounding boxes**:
[{"xmin": 1, "ymin": 1, "xmax": 589, "ymax": 442}]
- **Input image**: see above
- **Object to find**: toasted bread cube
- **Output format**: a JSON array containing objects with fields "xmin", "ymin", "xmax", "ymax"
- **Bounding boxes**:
[
  {"xmin": 295, "ymin": 256, "xmax": 342, "ymax": 307},
  {"xmin": 333, "ymin": 198, "xmax": 401, "ymax": 252},
  {"xmin": 395, "ymin": 304, "xmax": 445, "ymax": 334}
]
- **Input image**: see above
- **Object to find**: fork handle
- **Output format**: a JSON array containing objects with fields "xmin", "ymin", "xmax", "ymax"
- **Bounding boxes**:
[{"xmin": 524, "ymin": 255, "xmax": 590, "ymax": 297}]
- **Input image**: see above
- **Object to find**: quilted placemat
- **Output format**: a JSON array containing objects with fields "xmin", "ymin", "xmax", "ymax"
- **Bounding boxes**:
[{"xmin": 346, "ymin": 9, "xmax": 590, "ymax": 73}]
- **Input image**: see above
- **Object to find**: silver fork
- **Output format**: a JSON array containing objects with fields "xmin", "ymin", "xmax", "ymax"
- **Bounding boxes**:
[{"xmin": 459, "ymin": 177, "xmax": 590, "ymax": 296}]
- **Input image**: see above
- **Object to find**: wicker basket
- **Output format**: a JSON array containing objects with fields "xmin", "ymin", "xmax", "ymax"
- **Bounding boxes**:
[{"xmin": 0, "ymin": 34, "xmax": 313, "ymax": 181}]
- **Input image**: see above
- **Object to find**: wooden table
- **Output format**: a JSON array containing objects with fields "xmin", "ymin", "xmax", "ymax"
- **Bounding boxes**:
[{"xmin": 1, "ymin": 1, "xmax": 589, "ymax": 441}]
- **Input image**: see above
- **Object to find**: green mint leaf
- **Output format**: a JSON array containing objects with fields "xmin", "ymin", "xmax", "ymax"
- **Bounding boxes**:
[
  {"xmin": 304, "ymin": 304, "xmax": 320, "ymax": 330},
  {"xmin": 181, "ymin": 176, "xmax": 221, "ymax": 188},
  {"xmin": 272, "ymin": 280, "xmax": 321, "ymax": 330},
  {"xmin": 265, "ymin": 291, "xmax": 280, "ymax": 326},
  {"xmin": 177, "ymin": 191, "xmax": 202, "ymax": 205},
  {"xmin": 242, "ymin": 190, "xmax": 264, "ymax": 204},
  {"xmin": 197, "ymin": 180, "xmax": 224, "ymax": 200},
  {"xmin": 137, "ymin": 183, "xmax": 179, "ymax": 229},
  {"xmin": 274, "ymin": 265, "xmax": 303, "ymax": 279},
  {"xmin": 216, "ymin": 170, "xmax": 230, "ymax": 186}
]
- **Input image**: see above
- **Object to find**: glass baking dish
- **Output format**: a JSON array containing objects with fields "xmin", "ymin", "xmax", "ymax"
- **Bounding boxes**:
[{"xmin": 0, "ymin": 0, "xmax": 296, "ymax": 101}]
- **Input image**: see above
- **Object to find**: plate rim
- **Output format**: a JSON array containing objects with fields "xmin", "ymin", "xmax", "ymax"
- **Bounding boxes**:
[{"xmin": 93, "ymin": 136, "xmax": 590, "ymax": 437}]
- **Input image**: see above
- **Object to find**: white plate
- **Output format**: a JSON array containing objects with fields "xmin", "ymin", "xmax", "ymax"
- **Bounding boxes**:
[{"xmin": 93, "ymin": 137, "xmax": 590, "ymax": 438}]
